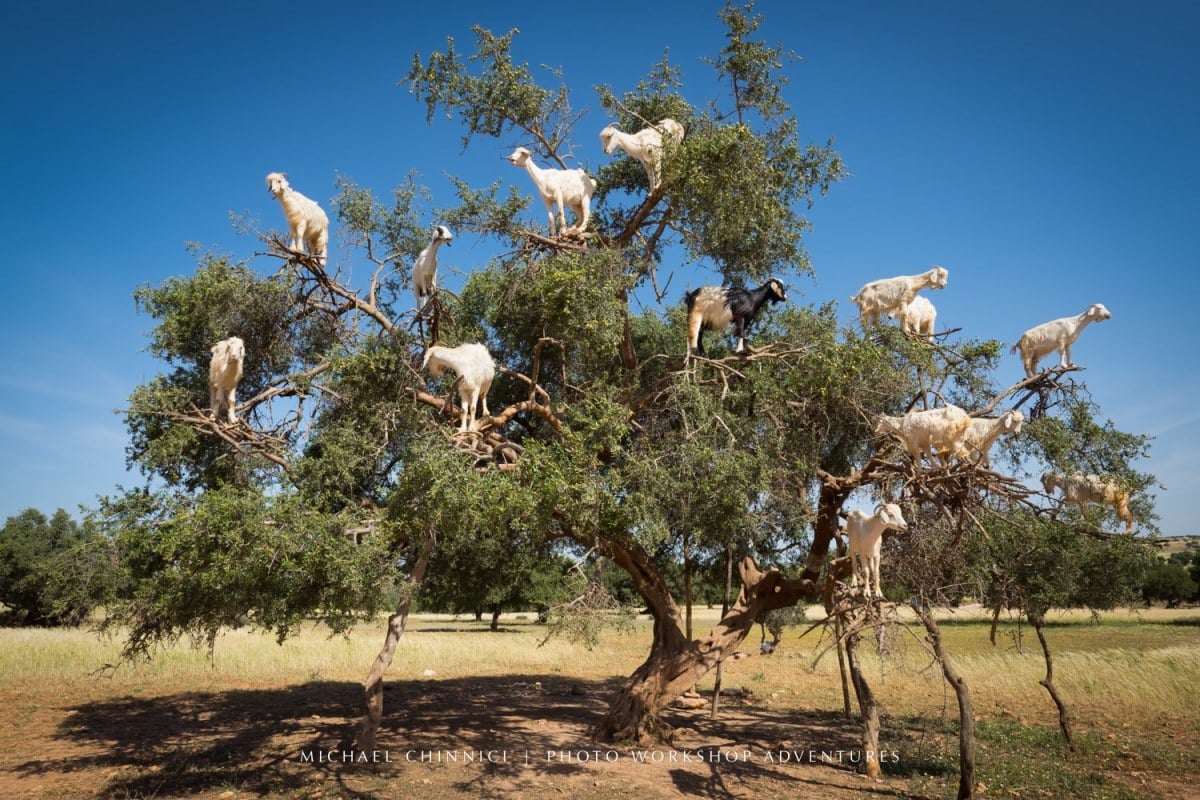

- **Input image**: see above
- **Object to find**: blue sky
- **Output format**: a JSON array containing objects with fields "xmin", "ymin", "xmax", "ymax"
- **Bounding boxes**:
[{"xmin": 2, "ymin": 1, "xmax": 1197, "ymax": 535}]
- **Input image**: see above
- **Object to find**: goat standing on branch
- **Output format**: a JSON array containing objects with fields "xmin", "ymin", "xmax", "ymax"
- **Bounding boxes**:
[
  {"xmin": 892, "ymin": 295, "xmax": 938, "ymax": 337},
  {"xmin": 599, "ymin": 118, "xmax": 685, "ymax": 191},
  {"xmin": 964, "ymin": 410, "xmax": 1024, "ymax": 467},
  {"xmin": 851, "ymin": 266, "xmax": 948, "ymax": 328},
  {"xmin": 685, "ymin": 278, "xmax": 788, "ymax": 358},
  {"xmin": 506, "ymin": 147, "xmax": 597, "ymax": 237},
  {"xmin": 844, "ymin": 503, "xmax": 908, "ymax": 598},
  {"xmin": 874, "ymin": 404, "xmax": 973, "ymax": 465},
  {"xmin": 1042, "ymin": 472, "xmax": 1134, "ymax": 534},
  {"xmin": 412, "ymin": 224, "xmax": 452, "ymax": 309},
  {"xmin": 208, "ymin": 336, "xmax": 245, "ymax": 424},
  {"xmin": 1012, "ymin": 303, "xmax": 1111, "ymax": 378},
  {"xmin": 265, "ymin": 172, "xmax": 330, "ymax": 266},
  {"xmin": 421, "ymin": 343, "xmax": 496, "ymax": 432}
]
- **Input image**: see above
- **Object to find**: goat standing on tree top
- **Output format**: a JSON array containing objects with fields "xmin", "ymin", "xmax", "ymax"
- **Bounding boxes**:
[
  {"xmin": 851, "ymin": 266, "xmax": 948, "ymax": 328},
  {"xmin": 506, "ymin": 147, "xmax": 597, "ymax": 237},
  {"xmin": 598, "ymin": 118, "xmax": 685, "ymax": 191},
  {"xmin": 685, "ymin": 278, "xmax": 788, "ymax": 358},
  {"xmin": 209, "ymin": 336, "xmax": 245, "ymax": 425},
  {"xmin": 874, "ymin": 404, "xmax": 973, "ymax": 465},
  {"xmin": 412, "ymin": 225, "xmax": 452, "ymax": 309},
  {"xmin": 421, "ymin": 343, "xmax": 496, "ymax": 433},
  {"xmin": 1042, "ymin": 472, "xmax": 1134, "ymax": 534},
  {"xmin": 963, "ymin": 410, "xmax": 1024, "ymax": 467},
  {"xmin": 265, "ymin": 172, "xmax": 330, "ymax": 266},
  {"xmin": 1012, "ymin": 303, "xmax": 1111, "ymax": 378}
]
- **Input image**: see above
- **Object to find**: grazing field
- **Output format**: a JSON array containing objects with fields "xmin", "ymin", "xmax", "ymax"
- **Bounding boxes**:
[{"xmin": 2, "ymin": 607, "xmax": 1200, "ymax": 799}]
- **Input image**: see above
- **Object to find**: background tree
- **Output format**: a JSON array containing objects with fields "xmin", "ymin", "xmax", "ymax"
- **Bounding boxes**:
[
  {"xmin": 974, "ymin": 513, "xmax": 1150, "ymax": 749},
  {"xmin": 0, "ymin": 508, "xmax": 119, "ymax": 626},
  {"xmin": 1142, "ymin": 560, "xmax": 1196, "ymax": 608}
]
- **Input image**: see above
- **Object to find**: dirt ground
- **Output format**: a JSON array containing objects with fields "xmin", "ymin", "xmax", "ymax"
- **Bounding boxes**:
[
  {"xmin": 5, "ymin": 611, "xmax": 1200, "ymax": 800},
  {"xmin": 1, "ymin": 670, "xmax": 956, "ymax": 800}
]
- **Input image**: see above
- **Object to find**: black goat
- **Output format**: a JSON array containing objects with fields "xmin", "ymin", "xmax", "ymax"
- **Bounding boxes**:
[{"xmin": 685, "ymin": 277, "xmax": 788, "ymax": 356}]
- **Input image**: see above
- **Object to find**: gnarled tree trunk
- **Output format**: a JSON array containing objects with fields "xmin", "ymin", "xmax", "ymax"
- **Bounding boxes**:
[{"xmin": 593, "ymin": 542, "xmax": 812, "ymax": 744}]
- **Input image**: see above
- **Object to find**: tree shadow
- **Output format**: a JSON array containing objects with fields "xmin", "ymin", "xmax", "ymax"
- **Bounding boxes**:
[
  {"xmin": 661, "ymin": 708, "xmax": 937, "ymax": 799},
  {"xmin": 16, "ymin": 676, "xmax": 925, "ymax": 798},
  {"xmin": 13, "ymin": 675, "xmax": 621, "ymax": 798},
  {"xmin": 407, "ymin": 626, "xmax": 527, "ymax": 634}
]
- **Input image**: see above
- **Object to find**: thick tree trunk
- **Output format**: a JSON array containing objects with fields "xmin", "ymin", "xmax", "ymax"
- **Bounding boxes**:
[
  {"xmin": 913, "ymin": 600, "xmax": 976, "ymax": 800},
  {"xmin": 356, "ymin": 535, "xmax": 434, "ymax": 751},
  {"xmin": 490, "ymin": 605, "xmax": 502, "ymax": 632},
  {"xmin": 843, "ymin": 622, "xmax": 882, "ymax": 778},
  {"xmin": 804, "ymin": 483, "xmax": 850, "ymax": 581},
  {"xmin": 593, "ymin": 545, "xmax": 812, "ymax": 744},
  {"xmin": 1031, "ymin": 613, "xmax": 1076, "ymax": 751}
]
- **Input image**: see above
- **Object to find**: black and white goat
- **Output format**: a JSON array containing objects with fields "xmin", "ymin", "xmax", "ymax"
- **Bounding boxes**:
[{"xmin": 685, "ymin": 278, "xmax": 788, "ymax": 357}]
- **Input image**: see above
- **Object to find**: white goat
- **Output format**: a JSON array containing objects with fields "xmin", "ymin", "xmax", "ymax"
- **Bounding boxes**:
[
  {"xmin": 506, "ymin": 147, "xmax": 597, "ymax": 236},
  {"xmin": 892, "ymin": 295, "xmax": 938, "ymax": 337},
  {"xmin": 844, "ymin": 503, "xmax": 908, "ymax": 598},
  {"xmin": 1012, "ymin": 303, "xmax": 1111, "ymax": 378},
  {"xmin": 265, "ymin": 172, "xmax": 329, "ymax": 266},
  {"xmin": 412, "ymin": 225, "xmax": 453, "ymax": 308},
  {"xmin": 598, "ymin": 118, "xmax": 685, "ymax": 190},
  {"xmin": 209, "ymin": 336, "xmax": 245, "ymax": 424},
  {"xmin": 421, "ymin": 343, "xmax": 496, "ymax": 432},
  {"xmin": 874, "ymin": 404, "xmax": 973, "ymax": 464},
  {"xmin": 851, "ymin": 266, "xmax": 949, "ymax": 327},
  {"xmin": 963, "ymin": 410, "xmax": 1024, "ymax": 466},
  {"xmin": 1042, "ymin": 472, "xmax": 1134, "ymax": 534}
]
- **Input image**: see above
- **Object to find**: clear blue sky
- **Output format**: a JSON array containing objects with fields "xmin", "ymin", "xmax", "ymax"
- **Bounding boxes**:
[{"xmin": 2, "ymin": 1, "xmax": 1197, "ymax": 535}]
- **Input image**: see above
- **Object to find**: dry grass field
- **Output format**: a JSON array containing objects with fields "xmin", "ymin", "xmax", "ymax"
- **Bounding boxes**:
[{"xmin": 2, "ymin": 606, "xmax": 1200, "ymax": 799}]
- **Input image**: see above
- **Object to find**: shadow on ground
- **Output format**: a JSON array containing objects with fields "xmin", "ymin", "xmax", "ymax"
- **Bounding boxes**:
[{"xmin": 17, "ymin": 675, "xmax": 911, "ymax": 799}]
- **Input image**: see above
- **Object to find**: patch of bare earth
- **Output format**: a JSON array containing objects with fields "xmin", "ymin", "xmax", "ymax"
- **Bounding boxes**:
[{"xmin": 1, "ymin": 676, "xmax": 924, "ymax": 799}]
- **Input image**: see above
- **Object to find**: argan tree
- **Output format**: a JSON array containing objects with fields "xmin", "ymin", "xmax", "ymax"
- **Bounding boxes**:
[{"xmin": 103, "ymin": 4, "xmax": 1156, "ymax": 781}]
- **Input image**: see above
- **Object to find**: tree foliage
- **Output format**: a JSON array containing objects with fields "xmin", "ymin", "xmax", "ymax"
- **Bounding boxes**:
[{"xmin": 104, "ymin": 0, "xmax": 1158, "ymax": 758}]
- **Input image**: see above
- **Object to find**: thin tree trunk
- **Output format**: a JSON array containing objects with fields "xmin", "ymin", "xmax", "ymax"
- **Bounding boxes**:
[
  {"xmin": 618, "ymin": 290, "xmax": 638, "ymax": 370},
  {"xmin": 722, "ymin": 544, "xmax": 734, "ymax": 617},
  {"xmin": 1031, "ymin": 613, "xmax": 1076, "ymax": 751},
  {"xmin": 683, "ymin": 531, "xmax": 693, "ymax": 641},
  {"xmin": 834, "ymin": 613, "xmax": 853, "ymax": 719},
  {"xmin": 989, "ymin": 603, "xmax": 1001, "ymax": 646},
  {"xmin": 356, "ymin": 534, "xmax": 434, "ymax": 751},
  {"xmin": 843, "ymin": 621, "xmax": 881, "ymax": 778},
  {"xmin": 913, "ymin": 600, "xmax": 976, "ymax": 800},
  {"xmin": 712, "ymin": 545, "xmax": 735, "ymax": 719}
]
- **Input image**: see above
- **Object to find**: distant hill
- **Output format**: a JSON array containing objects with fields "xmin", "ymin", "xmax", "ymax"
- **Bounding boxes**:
[{"xmin": 1152, "ymin": 535, "xmax": 1200, "ymax": 558}]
